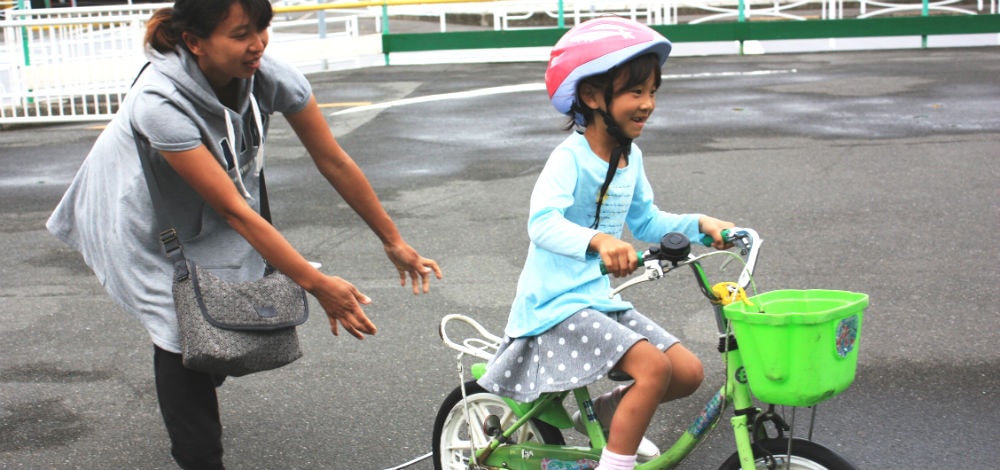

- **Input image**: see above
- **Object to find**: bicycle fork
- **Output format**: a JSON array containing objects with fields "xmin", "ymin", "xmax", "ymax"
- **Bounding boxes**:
[{"xmin": 723, "ymin": 336, "xmax": 798, "ymax": 470}]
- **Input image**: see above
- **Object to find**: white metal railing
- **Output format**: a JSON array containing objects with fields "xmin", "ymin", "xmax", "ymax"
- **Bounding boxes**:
[
  {"xmin": 668, "ymin": 0, "xmax": 835, "ymax": 23},
  {"xmin": 1, "ymin": 0, "xmax": 997, "ymax": 125},
  {"xmin": 858, "ymin": 0, "xmax": 985, "ymax": 18},
  {"xmin": 0, "ymin": 4, "xmax": 160, "ymax": 124},
  {"xmin": 0, "ymin": 2, "xmax": 368, "ymax": 125},
  {"xmin": 492, "ymin": 1, "xmax": 665, "ymax": 30}
]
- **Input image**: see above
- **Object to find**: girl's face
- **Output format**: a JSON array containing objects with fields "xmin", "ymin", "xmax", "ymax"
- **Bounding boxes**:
[
  {"xmin": 183, "ymin": 2, "xmax": 269, "ymax": 90},
  {"xmin": 607, "ymin": 71, "xmax": 658, "ymax": 140}
]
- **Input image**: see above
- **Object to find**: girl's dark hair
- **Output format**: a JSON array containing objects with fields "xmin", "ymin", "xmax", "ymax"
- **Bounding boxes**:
[
  {"xmin": 145, "ymin": 0, "xmax": 273, "ymax": 53},
  {"xmin": 566, "ymin": 53, "xmax": 663, "ymax": 229}
]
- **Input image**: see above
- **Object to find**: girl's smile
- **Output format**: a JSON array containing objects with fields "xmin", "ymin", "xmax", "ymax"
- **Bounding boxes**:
[{"xmin": 626, "ymin": 113, "xmax": 650, "ymax": 135}]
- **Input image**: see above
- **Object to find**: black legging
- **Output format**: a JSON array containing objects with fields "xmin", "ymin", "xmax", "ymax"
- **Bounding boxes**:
[{"xmin": 154, "ymin": 346, "xmax": 225, "ymax": 470}]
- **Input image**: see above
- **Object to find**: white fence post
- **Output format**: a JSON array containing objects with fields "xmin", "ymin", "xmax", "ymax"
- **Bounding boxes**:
[{"xmin": 1, "ymin": 3, "xmax": 165, "ymax": 124}]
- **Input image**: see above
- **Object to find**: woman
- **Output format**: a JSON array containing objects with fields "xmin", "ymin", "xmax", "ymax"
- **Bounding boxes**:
[{"xmin": 46, "ymin": 1, "xmax": 441, "ymax": 467}]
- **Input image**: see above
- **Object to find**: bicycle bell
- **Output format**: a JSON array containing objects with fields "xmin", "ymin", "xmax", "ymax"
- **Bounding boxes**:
[{"xmin": 659, "ymin": 232, "xmax": 691, "ymax": 265}]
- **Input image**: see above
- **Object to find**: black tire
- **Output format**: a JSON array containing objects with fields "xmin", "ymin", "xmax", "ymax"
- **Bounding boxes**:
[
  {"xmin": 719, "ymin": 437, "xmax": 857, "ymax": 470},
  {"xmin": 432, "ymin": 381, "xmax": 565, "ymax": 470}
]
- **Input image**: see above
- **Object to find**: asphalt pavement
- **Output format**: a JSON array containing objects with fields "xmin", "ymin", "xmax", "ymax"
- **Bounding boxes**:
[{"xmin": 1, "ymin": 46, "xmax": 999, "ymax": 469}]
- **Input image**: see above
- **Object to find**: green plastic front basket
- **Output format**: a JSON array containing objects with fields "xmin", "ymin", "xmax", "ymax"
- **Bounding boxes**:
[{"xmin": 723, "ymin": 289, "xmax": 868, "ymax": 407}]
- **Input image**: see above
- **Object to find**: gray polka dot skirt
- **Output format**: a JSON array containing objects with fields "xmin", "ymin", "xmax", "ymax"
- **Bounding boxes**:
[{"xmin": 477, "ymin": 308, "xmax": 680, "ymax": 402}]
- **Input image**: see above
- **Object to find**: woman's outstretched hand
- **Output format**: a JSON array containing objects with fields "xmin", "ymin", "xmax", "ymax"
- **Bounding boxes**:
[
  {"xmin": 384, "ymin": 242, "xmax": 443, "ymax": 295},
  {"xmin": 310, "ymin": 275, "xmax": 377, "ymax": 340}
]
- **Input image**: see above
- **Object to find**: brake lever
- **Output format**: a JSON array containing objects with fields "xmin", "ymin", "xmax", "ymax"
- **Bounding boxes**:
[
  {"xmin": 732, "ymin": 228, "xmax": 761, "ymax": 289},
  {"xmin": 608, "ymin": 258, "xmax": 664, "ymax": 298}
]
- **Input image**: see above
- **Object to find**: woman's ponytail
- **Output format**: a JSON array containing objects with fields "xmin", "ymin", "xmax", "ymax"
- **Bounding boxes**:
[{"xmin": 144, "ymin": 8, "xmax": 178, "ymax": 53}]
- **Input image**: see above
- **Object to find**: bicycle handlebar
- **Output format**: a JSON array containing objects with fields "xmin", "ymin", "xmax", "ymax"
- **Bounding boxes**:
[
  {"xmin": 599, "ymin": 229, "xmax": 733, "ymax": 275},
  {"xmin": 598, "ymin": 252, "xmax": 645, "ymax": 275},
  {"xmin": 699, "ymin": 229, "xmax": 733, "ymax": 248},
  {"xmin": 440, "ymin": 229, "xmax": 762, "ymax": 359},
  {"xmin": 606, "ymin": 228, "xmax": 762, "ymax": 299}
]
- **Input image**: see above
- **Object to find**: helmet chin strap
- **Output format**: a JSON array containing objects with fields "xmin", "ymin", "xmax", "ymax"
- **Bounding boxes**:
[{"xmin": 594, "ymin": 107, "xmax": 632, "ymax": 163}]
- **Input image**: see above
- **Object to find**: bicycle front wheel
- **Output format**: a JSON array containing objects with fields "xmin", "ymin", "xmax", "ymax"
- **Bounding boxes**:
[
  {"xmin": 719, "ymin": 437, "xmax": 857, "ymax": 470},
  {"xmin": 432, "ymin": 381, "xmax": 564, "ymax": 470}
]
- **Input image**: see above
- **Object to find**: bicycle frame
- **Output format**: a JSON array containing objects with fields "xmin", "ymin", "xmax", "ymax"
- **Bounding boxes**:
[
  {"xmin": 440, "ymin": 229, "xmax": 786, "ymax": 470},
  {"xmin": 452, "ymin": 309, "xmax": 758, "ymax": 469}
]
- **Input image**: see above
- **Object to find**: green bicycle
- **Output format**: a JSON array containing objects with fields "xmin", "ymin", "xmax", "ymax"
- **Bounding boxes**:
[{"xmin": 432, "ymin": 228, "xmax": 868, "ymax": 469}]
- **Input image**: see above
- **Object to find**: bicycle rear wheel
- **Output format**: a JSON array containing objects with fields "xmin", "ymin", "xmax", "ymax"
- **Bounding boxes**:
[
  {"xmin": 719, "ymin": 437, "xmax": 857, "ymax": 470},
  {"xmin": 432, "ymin": 381, "xmax": 564, "ymax": 470}
]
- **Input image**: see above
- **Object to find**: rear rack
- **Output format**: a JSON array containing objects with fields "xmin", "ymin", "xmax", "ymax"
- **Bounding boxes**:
[{"xmin": 439, "ymin": 313, "xmax": 501, "ymax": 361}]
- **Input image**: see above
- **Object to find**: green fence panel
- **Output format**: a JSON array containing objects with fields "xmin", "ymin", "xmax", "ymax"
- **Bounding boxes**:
[
  {"xmin": 382, "ymin": 28, "xmax": 565, "ymax": 52},
  {"xmin": 383, "ymin": 14, "xmax": 1000, "ymax": 54},
  {"xmin": 670, "ymin": 15, "xmax": 1000, "ymax": 41}
]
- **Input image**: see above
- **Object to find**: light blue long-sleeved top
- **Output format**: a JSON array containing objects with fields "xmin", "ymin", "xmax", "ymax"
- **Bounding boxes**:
[{"xmin": 504, "ymin": 132, "xmax": 702, "ymax": 338}]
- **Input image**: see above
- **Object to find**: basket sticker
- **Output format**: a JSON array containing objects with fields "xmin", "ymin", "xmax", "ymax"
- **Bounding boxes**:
[{"xmin": 835, "ymin": 315, "xmax": 859, "ymax": 358}]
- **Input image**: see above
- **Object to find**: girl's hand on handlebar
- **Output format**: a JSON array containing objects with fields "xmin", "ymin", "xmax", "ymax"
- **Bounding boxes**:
[
  {"xmin": 699, "ymin": 216, "xmax": 737, "ymax": 250},
  {"xmin": 310, "ymin": 275, "xmax": 378, "ymax": 340},
  {"xmin": 591, "ymin": 233, "xmax": 638, "ymax": 278}
]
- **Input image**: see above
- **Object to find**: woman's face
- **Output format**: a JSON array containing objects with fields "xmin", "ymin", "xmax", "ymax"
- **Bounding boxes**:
[{"xmin": 183, "ymin": 2, "xmax": 269, "ymax": 90}]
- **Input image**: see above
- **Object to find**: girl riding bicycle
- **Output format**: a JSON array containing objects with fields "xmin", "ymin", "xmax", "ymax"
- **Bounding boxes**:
[{"xmin": 477, "ymin": 17, "xmax": 734, "ymax": 470}]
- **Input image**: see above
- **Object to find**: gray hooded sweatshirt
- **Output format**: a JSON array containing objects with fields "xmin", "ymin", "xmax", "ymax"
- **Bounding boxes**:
[{"xmin": 46, "ymin": 45, "xmax": 311, "ymax": 353}]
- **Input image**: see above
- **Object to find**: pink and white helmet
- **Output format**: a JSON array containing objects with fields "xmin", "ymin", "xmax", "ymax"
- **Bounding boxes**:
[{"xmin": 545, "ymin": 17, "xmax": 672, "ymax": 117}]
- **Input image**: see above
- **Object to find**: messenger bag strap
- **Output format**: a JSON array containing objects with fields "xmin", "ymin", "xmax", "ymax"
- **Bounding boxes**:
[
  {"xmin": 132, "ymin": 129, "xmax": 191, "ymax": 281},
  {"xmin": 129, "ymin": 63, "xmax": 272, "ymax": 280},
  {"xmin": 132, "ymin": 129, "xmax": 274, "ymax": 281}
]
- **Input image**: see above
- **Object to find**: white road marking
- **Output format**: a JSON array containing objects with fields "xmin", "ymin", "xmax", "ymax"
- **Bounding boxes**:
[
  {"xmin": 332, "ymin": 69, "xmax": 798, "ymax": 116},
  {"xmin": 382, "ymin": 451, "xmax": 432, "ymax": 470}
]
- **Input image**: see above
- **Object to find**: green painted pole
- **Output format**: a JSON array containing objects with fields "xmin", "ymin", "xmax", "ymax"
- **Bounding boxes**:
[
  {"xmin": 16, "ymin": 0, "xmax": 35, "ymax": 104},
  {"xmin": 17, "ymin": 0, "xmax": 30, "ymax": 68},
  {"xmin": 921, "ymin": 0, "xmax": 929, "ymax": 48},
  {"xmin": 557, "ymin": 0, "xmax": 564, "ymax": 28},
  {"xmin": 737, "ymin": 0, "xmax": 746, "ymax": 55},
  {"xmin": 382, "ymin": 1, "xmax": 390, "ymax": 65}
]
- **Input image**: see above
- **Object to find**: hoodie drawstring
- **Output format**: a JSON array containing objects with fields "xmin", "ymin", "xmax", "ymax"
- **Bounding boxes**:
[{"xmin": 225, "ymin": 94, "xmax": 264, "ymax": 200}]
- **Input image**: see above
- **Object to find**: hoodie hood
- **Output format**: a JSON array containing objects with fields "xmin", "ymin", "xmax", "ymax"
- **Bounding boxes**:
[
  {"xmin": 132, "ymin": 44, "xmax": 264, "ymax": 202},
  {"xmin": 146, "ymin": 44, "xmax": 253, "ymax": 117}
]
